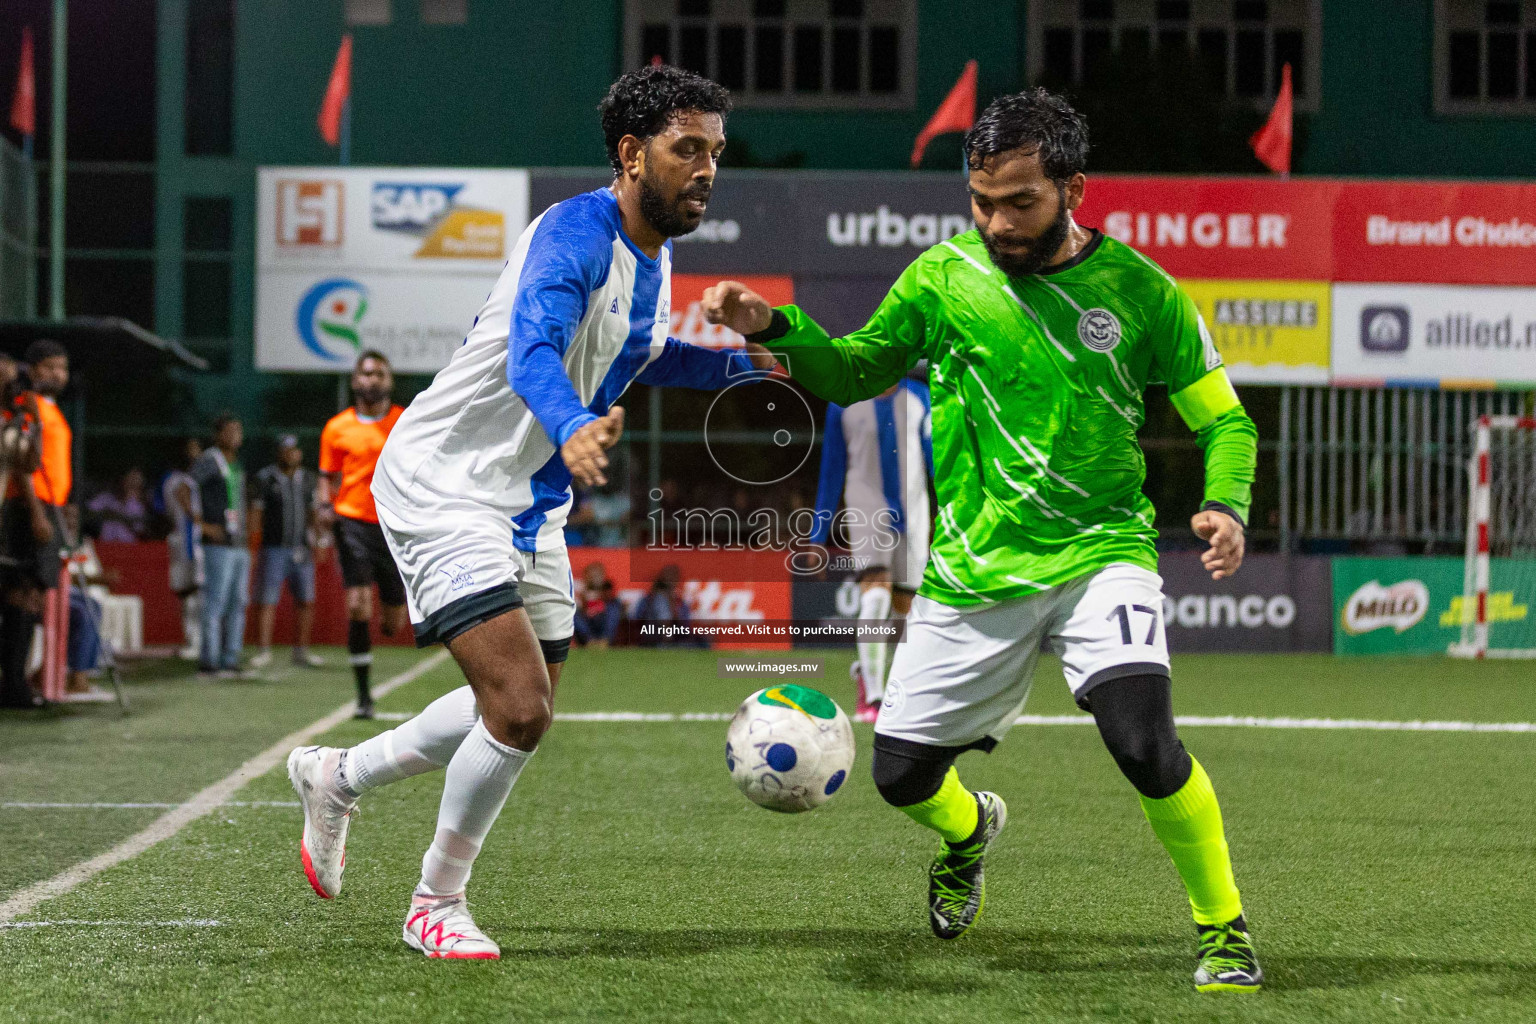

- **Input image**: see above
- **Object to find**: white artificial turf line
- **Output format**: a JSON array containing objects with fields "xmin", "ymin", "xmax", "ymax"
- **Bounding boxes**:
[
  {"xmin": 0, "ymin": 648, "xmax": 451, "ymax": 924},
  {"xmin": 553, "ymin": 711, "xmax": 1536, "ymax": 732},
  {"xmin": 0, "ymin": 919, "xmax": 221, "ymax": 929},
  {"xmin": 1, "ymin": 801, "xmax": 301, "ymax": 810}
]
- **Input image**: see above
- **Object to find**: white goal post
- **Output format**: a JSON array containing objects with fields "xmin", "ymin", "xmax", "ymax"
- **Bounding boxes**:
[{"xmin": 1449, "ymin": 414, "xmax": 1536, "ymax": 659}]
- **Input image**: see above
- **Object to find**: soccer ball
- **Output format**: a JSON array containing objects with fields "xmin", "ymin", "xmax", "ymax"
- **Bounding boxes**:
[{"xmin": 725, "ymin": 685, "xmax": 855, "ymax": 813}]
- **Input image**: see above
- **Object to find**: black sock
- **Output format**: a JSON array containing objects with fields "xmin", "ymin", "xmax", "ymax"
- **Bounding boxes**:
[
  {"xmin": 348, "ymin": 619, "xmax": 372, "ymax": 704},
  {"xmin": 0, "ymin": 604, "xmax": 37, "ymax": 705}
]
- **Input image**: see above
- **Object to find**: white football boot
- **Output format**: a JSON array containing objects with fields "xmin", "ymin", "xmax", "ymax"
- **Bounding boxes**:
[
  {"xmin": 403, "ymin": 892, "xmax": 501, "ymax": 959},
  {"xmin": 286, "ymin": 745, "xmax": 356, "ymax": 899}
]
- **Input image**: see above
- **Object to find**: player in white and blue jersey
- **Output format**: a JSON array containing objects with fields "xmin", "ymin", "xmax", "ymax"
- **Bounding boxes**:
[
  {"xmin": 286, "ymin": 66, "xmax": 770, "ymax": 958},
  {"xmin": 810, "ymin": 378, "xmax": 932, "ymax": 720}
]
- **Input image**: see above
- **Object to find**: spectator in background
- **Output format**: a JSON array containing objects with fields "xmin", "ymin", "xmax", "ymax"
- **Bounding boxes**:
[
  {"xmin": 0, "ymin": 353, "xmax": 50, "ymax": 708},
  {"xmin": 635, "ymin": 563, "xmax": 704, "ymax": 648},
  {"xmin": 161, "ymin": 438, "xmax": 204, "ymax": 660},
  {"xmin": 61, "ymin": 506, "xmax": 114, "ymax": 703},
  {"xmin": 87, "ymin": 467, "xmax": 150, "ymax": 542},
  {"xmin": 192, "ymin": 413, "xmax": 251, "ymax": 679},
  {"xmin": 249, "ymin": 434, "xmax": 323, "ymax": 669},
  {"xmin": 573, "ymin": 561, "xmax": 623, "ymax": 647}
]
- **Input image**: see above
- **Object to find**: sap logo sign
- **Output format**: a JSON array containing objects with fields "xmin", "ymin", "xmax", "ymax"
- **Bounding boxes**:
[
  {"xmin": 1360, "ymin": 306, "xmax": 1409, "ymax": 352},
  {"xmin": 1163, "ymin": 593, "xmax": 1296, "ymax": 629},
  {"xmin": 372, "ymin": 183, "xmax": 464, "ymax": 231},
  {"xmin": 277, "ymin": 180, "xmax": 343, "ymax": 247}
]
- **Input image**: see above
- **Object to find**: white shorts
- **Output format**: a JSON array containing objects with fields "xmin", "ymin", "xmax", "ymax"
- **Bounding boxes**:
[
  {"xmin": 375, "ymin": 494, "xmax": 575, "ymax": 649},
  {"xmin": 845, "ymin": 508, "xmax": 930, "ymax": 592},
  {"xmin": 876, "ymin": 562, "xmax": 1170, "ymax": 748},
  {"xmin": 168, "ymin": 548, "xmax": 204, "ymax": 594}
]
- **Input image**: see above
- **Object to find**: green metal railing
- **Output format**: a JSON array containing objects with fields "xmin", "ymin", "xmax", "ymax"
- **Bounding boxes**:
[{"xmin": 0, "ymin": 136, "xmax": 37, "ymax": 319}]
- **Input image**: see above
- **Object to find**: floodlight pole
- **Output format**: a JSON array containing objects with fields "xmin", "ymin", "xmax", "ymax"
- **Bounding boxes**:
[{"xmin": 48, "ymin": 0, "xmax": 66, "ymax": 321}]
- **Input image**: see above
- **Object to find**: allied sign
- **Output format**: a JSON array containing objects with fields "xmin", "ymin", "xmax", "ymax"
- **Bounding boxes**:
[
  {"xmin": 256, "ymin": 167, "xmax": 529, "ymax": 371},
  {"xmin": 1330, "ymin": 283, "xmax": 1536, "ymax": 387},
  {"xmin": 1179, "ymin": 279, "xmax": 1331, "ymax": 384}
]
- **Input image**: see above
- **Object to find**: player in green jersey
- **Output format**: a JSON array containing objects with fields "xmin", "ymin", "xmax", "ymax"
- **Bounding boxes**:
[{"xmin": 704, "ymin": 89, "xmax": 1262, "ymax": 993}]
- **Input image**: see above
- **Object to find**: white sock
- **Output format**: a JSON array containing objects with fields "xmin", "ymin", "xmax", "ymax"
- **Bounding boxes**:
[
  {"xmin": 418, "ymin": 719, "xmax": 533, "ymax": 896},
  {"xmin": 856, "ymin": 586, "xmax": 892, "ymax": 702},
  {"xmin": 182, "ymin": 595, "xmax": 201, "ymax": 649},
  {"xmin": 340, "ymin": 685, "xmax": 479, "ymax": 796}
]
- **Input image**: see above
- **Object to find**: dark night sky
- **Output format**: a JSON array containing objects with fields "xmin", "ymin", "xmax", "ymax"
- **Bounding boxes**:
[{"xmin": 0, "ymin": 0, "xmax": 157, "ymax": 162}]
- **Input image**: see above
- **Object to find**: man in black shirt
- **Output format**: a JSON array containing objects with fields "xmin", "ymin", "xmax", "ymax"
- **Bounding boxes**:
[
  {"xmin": 250, "ymin": 434, "xmax": 322, "ymax": 669},
  {"xmin": 190, "ymin": 413, "xmax": 249, "ymax": 678}
]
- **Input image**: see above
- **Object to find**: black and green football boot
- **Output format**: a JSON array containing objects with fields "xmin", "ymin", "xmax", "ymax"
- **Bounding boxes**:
[
  {"xmin": 1193, "ymin": 917, "xmax": 1264, "ymax": 992},
  {"xmin": 927, "ymin": 791, "xmax": 1007, "ymax": 940}
]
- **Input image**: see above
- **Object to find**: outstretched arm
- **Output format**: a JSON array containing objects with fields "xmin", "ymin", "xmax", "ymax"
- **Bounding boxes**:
[
  {"xmin": 635, "ymin": 337, "xmax": 774, "ymax": 389},
  {"xmin": 1153, "ymin": 284, "xmax": 1257, "ymax": 580},
  {"xmin": 702, "ymin": 263, "xmax": 927, "ymax": 407}
]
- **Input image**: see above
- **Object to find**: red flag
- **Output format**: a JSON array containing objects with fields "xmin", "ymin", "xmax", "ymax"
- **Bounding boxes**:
[
  {"xmin": 10, "ymin": 27, "xmax": 35, "ymax": 137},
  {"xmin": 910, "ymin": 60, "xmax": 978, "ymax": 169},
  {"xmin": 318, "ymin": 34, "xmax": 353, "ymax": 147},
  {"xmin": 1249, "ymin": 62, "xmax": 1293, "ymax": 175}
]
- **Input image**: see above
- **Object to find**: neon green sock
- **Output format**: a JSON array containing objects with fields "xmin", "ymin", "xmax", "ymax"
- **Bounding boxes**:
[
  {"xmin": 899, "ymin": 766, "xmax": 980, "ymax": 844},
  {"xmin": 1140, "ymin": 757, "xmax": 1244, "ymax": 926}
]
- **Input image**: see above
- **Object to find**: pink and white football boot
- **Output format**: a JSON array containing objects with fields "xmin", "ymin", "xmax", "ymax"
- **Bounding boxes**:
[{"xmin": 403, "ymin": 892, "xmax": 501, "ymax": 959}]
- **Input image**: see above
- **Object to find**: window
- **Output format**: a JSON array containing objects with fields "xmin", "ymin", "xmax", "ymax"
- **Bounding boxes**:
[
  {"xmin": 625, "ymin": 0, "xmax": 916, "ymax": 109},
  {"xmin": 183, "ymin": 198, "xmax": 233, "ymax": 343},
  {"xmin": 420, "ymin": 0, "xmax": 468, "ymax": 24},
  {"xmin": 185, "ymin": 0, "xmax": 234, "ymax": 156},
  {"xmin": 345, "ymin": 0, "xmax": 392, "ymax": 26},
  {"xmin": 1028, "ymin": 0, "xmax": 1320, "ymax": 109},
  {"xmin": 1437, "ymin": 0, "xmax": 1536, "ymax": 111}
]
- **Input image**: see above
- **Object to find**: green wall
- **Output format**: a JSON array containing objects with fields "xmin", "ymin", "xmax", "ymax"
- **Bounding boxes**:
[{"xmin": 1304, "ymin": 0, "xmax": 1536, "ymax": 177}]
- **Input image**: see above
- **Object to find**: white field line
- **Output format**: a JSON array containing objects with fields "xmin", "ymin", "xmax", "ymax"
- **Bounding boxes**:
[
  {"xmin": 553, "ymin": 711, "xmax": 1536, "ymax": 733},
  {"xmin": 0, "ymin": 649, "xmax": 451, "ymax": 924},
  {"xmin": 0, "ymin": 919, "xmax": 221, "ymax": 929},
  {"xmin": 1, "ymin": 801, "xmax": 301, "ymax": 810}
]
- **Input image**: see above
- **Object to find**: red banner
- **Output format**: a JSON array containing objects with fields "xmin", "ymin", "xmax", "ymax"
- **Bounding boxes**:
[
  {"xmin": 669, "ymin": 274, "xmax": 793, "ymax": 349},
  {"xmin": 1076, "ymin": 176, "xmax": 1339, "ymax": 280},
  {"xmin": 1333, "ymin": 182, "xmax": 1536, "ymax": 286},
  {"xmin": 1075, "ymin": 176, "xmax": 1536, "ymax": 286}
]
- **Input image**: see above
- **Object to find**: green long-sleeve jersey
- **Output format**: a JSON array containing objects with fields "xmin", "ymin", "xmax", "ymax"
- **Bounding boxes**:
[{"xmin": 761, "ymin": 228, "xmax": 1258, "ymax": 607}]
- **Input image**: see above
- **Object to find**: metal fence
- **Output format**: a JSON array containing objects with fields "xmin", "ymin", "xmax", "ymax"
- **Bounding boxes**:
[
  {"xmin": 0, "ymin": 137, "xmax": 36, "ymax": 319},
  {"xmin": 1278, "ymin": 385, "xmax": 1536, "ymax": 552}
]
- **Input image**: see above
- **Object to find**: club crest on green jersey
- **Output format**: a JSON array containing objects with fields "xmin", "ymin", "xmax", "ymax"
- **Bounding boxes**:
[{"xmin": 1077, "ymin": 308, "xmax": 1122, "ymax": 353}]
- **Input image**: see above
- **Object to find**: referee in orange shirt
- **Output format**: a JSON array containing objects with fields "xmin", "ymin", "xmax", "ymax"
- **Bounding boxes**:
[{"xmin": 319, "ymin": 351, "xmax": 406, "ymax": 719}]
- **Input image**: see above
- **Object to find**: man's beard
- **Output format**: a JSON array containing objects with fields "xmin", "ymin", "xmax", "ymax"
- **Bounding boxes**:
[
  {"xmin": 354, "ymin": 386, "xmax": 388, "ymax": 406},
  {"xmin": 638, "ymin": 170, "xmax": 710, "ymax": 239},
  {"xmin": 979, "ymin": 186, "xmax": 1072, "ymax": 277}
]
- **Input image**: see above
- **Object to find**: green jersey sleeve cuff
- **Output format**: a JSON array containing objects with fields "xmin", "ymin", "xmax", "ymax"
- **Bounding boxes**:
[
  {"xmin": 1170, "ymin": 367, "xmax": 1240, "ymax": 432},
  {"xmin": 745, "ymin": 308, "xmax": 793, "ymax": 344}
]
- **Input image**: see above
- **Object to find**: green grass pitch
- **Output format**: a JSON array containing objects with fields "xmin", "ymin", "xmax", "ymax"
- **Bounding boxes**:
[{"xmin": 1, "ymin": 647, "xmax": 1534, "ymax": 1022}]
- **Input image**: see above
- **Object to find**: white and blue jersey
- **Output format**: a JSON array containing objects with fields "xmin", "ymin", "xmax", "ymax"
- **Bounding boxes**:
[
  {"xmin": 811, "ymin": 378, "xmax": 933, "ymax": 588},
  {"xmin": 374, "ymin": 186, "xmax": 755, "ymax": 553}
]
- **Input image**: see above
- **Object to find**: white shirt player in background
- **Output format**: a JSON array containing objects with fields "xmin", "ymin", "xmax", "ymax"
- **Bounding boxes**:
[
  {"xmin": 161, "ymin": 437, "xmax": 204, "ymax": 661},
  {"xmin": 285, "ymin": 66, "xmax": 773, "ymax": 959},
  {"xmin": 810, "ymin": 377, "xmax": 933, "ymax": 721}
]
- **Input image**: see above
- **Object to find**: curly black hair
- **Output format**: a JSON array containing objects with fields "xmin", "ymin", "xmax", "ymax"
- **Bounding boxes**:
[
  {"xmin": 962, "ymin": 87, "xmax": 1089, "ymax": 184},
  {"xmin": 598, "ymin": 65, "xmax": 732, "ymax": 175}
]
